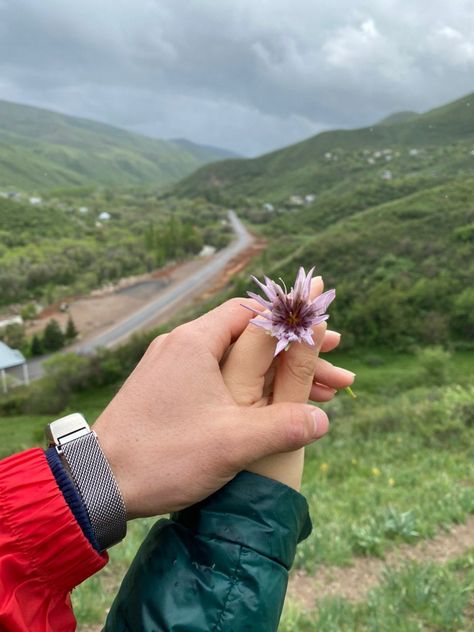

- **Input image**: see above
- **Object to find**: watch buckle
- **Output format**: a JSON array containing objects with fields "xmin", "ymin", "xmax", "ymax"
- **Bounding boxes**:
[{"xmin": 45, "ymin": 413, "xmax": 91, "ymax": 452}]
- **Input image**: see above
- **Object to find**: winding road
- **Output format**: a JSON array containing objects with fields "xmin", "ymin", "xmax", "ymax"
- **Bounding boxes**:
[{"xmin": 27, "ymin": 211, "xmax": 253, "ymax": 380}]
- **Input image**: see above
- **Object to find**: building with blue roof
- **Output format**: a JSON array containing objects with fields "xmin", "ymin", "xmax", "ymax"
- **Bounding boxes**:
[{"xmin": 0, "ymin": 341, "xmax": 29, "ymax": 393}]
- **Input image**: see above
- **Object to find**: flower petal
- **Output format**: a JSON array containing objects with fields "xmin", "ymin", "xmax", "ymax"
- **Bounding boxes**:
[
  {"xmin": 250, "ymin": 317, "xmax": 274, "ymax": 331},
  {"xmin": 275, "ymin": 337, "xmax": 290, "ymax": 356},
  {"xmin": 240, "ymin": 303, "xmax": 273, "ymax": 320},
  {"xmin": 246, "ymin": 291, "xmax": 272, "ymax": 309},
  {"xmin": 312, "ymin": 288, "xmax": 336, "ymax": 313},
  {"xmin": 251, "ymin": 276, "xmax": 277, "ymax": 301},
  {"xmin": 303, "ymin": 267, "xmax": 315, "ymax": 299}
]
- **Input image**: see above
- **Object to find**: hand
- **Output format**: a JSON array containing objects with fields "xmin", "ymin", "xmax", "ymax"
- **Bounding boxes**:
[
  {"xmin": 221, "ymin": 276, "xmax": 355, "ymax": 490},
  {"xmin": 93, "ymin": 299, "xmax": 330, "ymax": 519}
]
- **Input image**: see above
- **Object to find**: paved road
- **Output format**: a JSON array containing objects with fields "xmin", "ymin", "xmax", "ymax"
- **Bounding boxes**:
[{"xmin": 27, "ymin": 211, "xmax": 253, "ymax": 380}]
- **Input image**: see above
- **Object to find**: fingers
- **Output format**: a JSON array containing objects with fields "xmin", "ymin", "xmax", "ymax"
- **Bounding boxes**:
[
  {"xmin": 229, "ymin": 403, "xmax": 329, "ymax": 467},
  {"xmin": 221, "ymin": 314, "xmax": 277, "ymax": 405},
  {"xmin": 309, "ymin": 383, "xmax": 337, "ymax": 402},
  {"xmin": 192, "ymin": 297, "xmax": 258, "ymax": 360},
  {"xmin": 313, "ymin": 358, "xmax": 355, "ymax": 389},
  {"xmin": 320, "ymin": 330, "xmax": 341, "ymax": 353},
  {"xmin": 221, "ymin": 276, "xmax": 324, "ymax": 405},
  {"xmin": 273, "ymin": 322, "xmax": 327, "ymax": 404}
]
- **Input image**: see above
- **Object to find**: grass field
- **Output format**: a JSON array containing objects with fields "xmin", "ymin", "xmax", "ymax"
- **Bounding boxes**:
[{"xmin": 1, "ymin": 349, "xmax": 473, "ymax": 629}]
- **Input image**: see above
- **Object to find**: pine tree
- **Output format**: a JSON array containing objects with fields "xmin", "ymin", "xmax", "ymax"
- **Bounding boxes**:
[
  {"xmin": 42, "ymin": 319, "xmax": 65, "ymax": 352},
  {"xmin": 30, "ymin": 334, "xmax": 43, "ymax": 356},
  {"xmin": 65, "ymin": 316, "xmax": 79, "ymax": 341}
]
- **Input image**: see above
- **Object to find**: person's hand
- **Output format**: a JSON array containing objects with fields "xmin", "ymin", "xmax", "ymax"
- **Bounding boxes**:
[
  {"xmin": 93, "ymin": 298, "xmax": 331, "ymax": 519},
  {"xmin": 221, "ymin": 276, "xmax": 355, "ymax": 490}
]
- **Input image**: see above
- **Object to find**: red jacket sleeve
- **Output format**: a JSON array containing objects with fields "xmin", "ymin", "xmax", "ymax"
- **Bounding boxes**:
[{"xmin": 0, "ymin": 448, "xmax": 108, "ymax": 632}]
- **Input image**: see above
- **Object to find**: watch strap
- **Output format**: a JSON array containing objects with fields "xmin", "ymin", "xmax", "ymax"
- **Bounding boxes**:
[{"xmin": 62, "ymin": 432, "xmax": 127, "ymax": 551}]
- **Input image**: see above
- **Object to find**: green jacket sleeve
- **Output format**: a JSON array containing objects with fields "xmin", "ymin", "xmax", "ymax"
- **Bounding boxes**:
[{"xmin": 104, "ymin": 471, "xmax": 312, "ymax": 632}]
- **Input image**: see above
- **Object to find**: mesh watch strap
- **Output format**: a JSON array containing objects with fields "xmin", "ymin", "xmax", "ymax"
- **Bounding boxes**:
[{"xmin": 61, "ymin": 432, "xmax": 127, "ymax": 551}]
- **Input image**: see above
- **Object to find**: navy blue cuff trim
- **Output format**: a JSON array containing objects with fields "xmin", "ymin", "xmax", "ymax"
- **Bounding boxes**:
[{"xmin": 45, "ymin": 447, "xmax": 101, "ymax": 552}]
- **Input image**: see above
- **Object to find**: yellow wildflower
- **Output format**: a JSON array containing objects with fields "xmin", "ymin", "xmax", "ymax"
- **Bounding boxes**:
[
  {"xmin": 371, "ymin": 467, "xmax": 381, "ymax": 477},
  {"xmin": 320, "ymin": 462, "xmax": 329, "ymax": 473},
  {"xmin": 388, "ymin": 478, "xmax": 396, "ymax": 486}
]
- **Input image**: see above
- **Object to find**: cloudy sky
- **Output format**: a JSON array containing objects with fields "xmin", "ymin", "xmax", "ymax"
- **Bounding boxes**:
[{"xmin": 0, "ymin": 0, "xmax": 473, "ymax": 155}]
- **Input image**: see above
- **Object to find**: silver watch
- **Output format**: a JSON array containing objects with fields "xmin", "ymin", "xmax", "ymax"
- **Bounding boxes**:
[{"xmin": 45, "ymin": 413, "xmax": 127, "ymax": 550}]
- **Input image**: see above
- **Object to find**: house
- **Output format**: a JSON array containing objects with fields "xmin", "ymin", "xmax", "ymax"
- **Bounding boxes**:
[
  {"xmin": 0, "ymin": 341, "xmax": 29, "ymax": 393},
  {"xmin": 304, "ymin": 194, "xmax": 316, "ymax": 204},
  {"xmin": 199, "ymin": 245, "xmax": 216, "ymax": 257},
  {"xmin": 0, "ymin": 315, "xmax": 23, "ymax": 330},
  {"xmin": 263, "ymin": 203, "xmax": 274, "ymax": 212},
  {"xmin": 79, "ymin": 206, "xmax": 89, "ymax": 214},
  {"xmin": 29, "ymin": 196, "xmax": 42, "ymax": 205},
  {"xmin": 289, "ymin": 195, "xmax": 304, "ymax": 206},
  {"xmin": 409, "ymin": 149, "xmax": 419, "ymax": 156},
  {"xmin": 98, "ymin": 211, "xmax": 111, "ymax": 221}
]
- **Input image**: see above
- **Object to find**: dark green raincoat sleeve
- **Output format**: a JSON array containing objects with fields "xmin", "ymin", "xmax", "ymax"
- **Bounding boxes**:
[{"xmin": 104, "ymin": 471, "xmax": 312, "ymax": 632}]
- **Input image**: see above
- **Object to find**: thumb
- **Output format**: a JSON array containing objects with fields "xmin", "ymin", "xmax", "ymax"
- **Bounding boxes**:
[{"xmin": 230, "ymin": 403, "xmax": 329, "ymax": 468}]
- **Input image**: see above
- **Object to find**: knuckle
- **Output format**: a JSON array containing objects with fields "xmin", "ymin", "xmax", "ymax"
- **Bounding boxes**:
[
  {"xmin": 148, "ymin": 333, "xmax": 166, "ymax": 353},
  {"xmin": 285, "ymin": 353, "xmax": 317, "ymax": 384},
  {"xmin": 227, "ymin": 296, "xmax": 245, "ymax": 311},
  {"xmin": 168, "ymin": 323, "xmax": 199, "ymax": 349},
  {"xmin": 284, "ymin": 406, "xmax": 309, "ymax": 448}
]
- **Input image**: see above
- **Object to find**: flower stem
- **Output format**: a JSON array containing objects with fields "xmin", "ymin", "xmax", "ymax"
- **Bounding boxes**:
[{"xmin": 345, "ymin": 386, "xmax": 357, "ymax": 399}]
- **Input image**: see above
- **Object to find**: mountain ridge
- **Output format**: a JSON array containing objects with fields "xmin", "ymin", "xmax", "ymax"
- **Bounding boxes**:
[
  {"xmin": 0, "ymin": 99, "xmax": 234, "ymax": 190},
  {"xmin": 175, "ymin": 91, "xmax": 474, "ymax": 200}
]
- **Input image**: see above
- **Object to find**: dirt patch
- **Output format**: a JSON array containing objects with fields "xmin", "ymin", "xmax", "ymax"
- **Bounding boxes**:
[
  {"xmin": 25, "ymin": 258, "xmax": 211, "ymax": 341},
  {"xmin": 24, "ymin": 236, "xmax": 266, "ymax": 347},
  {"xmin": 287, "ymin": 515, "xmax": 474, "ymax": 609}
]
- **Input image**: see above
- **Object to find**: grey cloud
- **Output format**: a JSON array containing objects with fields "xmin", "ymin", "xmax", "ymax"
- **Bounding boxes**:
[{"xmin": 0, "ymin": 0, "xmax": 473, "ymax": 155}]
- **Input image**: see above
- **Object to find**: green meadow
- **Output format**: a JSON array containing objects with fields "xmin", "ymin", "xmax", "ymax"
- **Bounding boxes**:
[{"xmin": 2, "ymin": 349, "xmax": 472, "ymax": 630}]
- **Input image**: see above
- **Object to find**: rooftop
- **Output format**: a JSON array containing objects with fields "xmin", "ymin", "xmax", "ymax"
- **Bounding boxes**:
[{"xmin": 0, "ymin": 341, "xmax": 26, "ymax": 370}]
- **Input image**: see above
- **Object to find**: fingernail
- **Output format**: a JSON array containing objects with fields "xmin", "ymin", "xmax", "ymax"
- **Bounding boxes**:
[
  {"xmin": 338, "ymin": 368, "xmax": 356, "ymax": 381},
  {"xmin": 311, "ymin": 408, "xmax": 328, "ymax": 437}
]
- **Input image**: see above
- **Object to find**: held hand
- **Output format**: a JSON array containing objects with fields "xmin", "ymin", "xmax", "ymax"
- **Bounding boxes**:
[
  {"xmin": 93, "ymin": 299, "xmax": 329, "ymax": 519},
  {"xmin": 221, "ymin": 277, "xmax": 355, "ymax": 490}
]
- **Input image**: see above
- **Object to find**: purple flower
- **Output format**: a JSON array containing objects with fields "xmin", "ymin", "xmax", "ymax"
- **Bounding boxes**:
[{"xmin": 245, "ymin": 267, "xmax": 336, "ymax": 356}]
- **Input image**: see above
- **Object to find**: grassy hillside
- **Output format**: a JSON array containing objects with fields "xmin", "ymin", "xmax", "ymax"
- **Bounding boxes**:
[
  {"xmin": 172, "ymin": 91, "xmax": 474, "ymax": 350},
  {"xmin": 176, "ymin": 92, "xmax": 474, "ymax": 201},
  {"xmin": 2, "ymin": 351, "xmax": 472, "ymax": 631},
  {"xmin": 0, "ymin": 190, "xmax": 231, "ymax": 309},
  {"xmin": 0, "ymin": 100, "xmax": 233, "ymax": 190}
]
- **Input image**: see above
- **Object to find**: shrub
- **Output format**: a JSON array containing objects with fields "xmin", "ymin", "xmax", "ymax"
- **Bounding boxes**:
[
  {"xmin": 415, "ymin": 346, "xmax": 451, "ymax": 385},
  {"xmin": 42, "ymin": 319, "xmax": 65, "ymax": 352}
]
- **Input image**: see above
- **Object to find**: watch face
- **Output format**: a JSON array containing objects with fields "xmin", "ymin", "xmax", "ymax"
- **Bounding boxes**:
[{"xmin": 44, "ymin": 413, "xmax": 90, "ymax": 447}]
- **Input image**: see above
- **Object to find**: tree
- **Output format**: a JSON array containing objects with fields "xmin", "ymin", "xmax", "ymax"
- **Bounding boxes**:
[
  {"xmin": 0, "ymin": 323, "xmax": 26, "ymax": 351},
  {"xmin": 65, "ymin": 316, "xmax": 79, "ymax": 342},
  {"xmin": 42, "ymin": 319, "xmax": 65, "ymax": 352},
  {"xmin": 30, "ymin": 334, "xmax": 43, "ymax": 356}
]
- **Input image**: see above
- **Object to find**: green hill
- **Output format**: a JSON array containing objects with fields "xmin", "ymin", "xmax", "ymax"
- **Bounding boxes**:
[
  {"xmin": 175, "ymin": 91, "xmax": 474, "ymax": 349},
  {"xmin": 264, "ymin": 178, "xmax": 474, "ymax": 346},
  {"xmin": 377, "ymin": 111, "xmax": 419, "ymax": 125},
  {"xmin": 0, "ymin": 100, "xmax": 233, "ymax": 190},
  {"xmin": 175, "ymin": 92, "xmax": 474, "ymax": 201}
]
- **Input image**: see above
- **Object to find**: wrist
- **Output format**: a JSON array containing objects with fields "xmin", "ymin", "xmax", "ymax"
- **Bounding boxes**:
[
  {"xmin": 46, "ymin": 413, "xmax": 127, "ymax": 549},
  {"xmin": 248, "ymin": 448, "xmax": 305, "ymax": 491}
]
